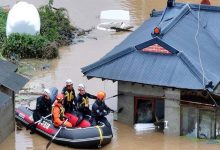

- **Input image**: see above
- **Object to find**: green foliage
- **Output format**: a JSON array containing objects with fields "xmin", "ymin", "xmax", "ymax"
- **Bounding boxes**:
[
  {"xmin": 49, "ymin": 0, "xmax": 54, "ymax": 6},
  {"xmin": 38, "ymin": 4, "xmax": 76, "ymax": 46},
  {"xmin": 0, "ymin": 1, "xmax": 75, "ymax": 59},
  {"xmin": 2, "ymin": 33, "xmax": 58, "ymax": 59},
  {"xmin": 0, "ymin": 9, "xmax": 7, "ymax": 47}
]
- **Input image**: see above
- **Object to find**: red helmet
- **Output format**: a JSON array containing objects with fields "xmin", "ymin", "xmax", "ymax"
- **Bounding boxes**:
[
  {"xmin": 97, "ymin": 91, "xmax": 106, "ymax": 101},
  {"xmin": 56, "ymin": 94, "xmax": 64, "ymax": 102}
]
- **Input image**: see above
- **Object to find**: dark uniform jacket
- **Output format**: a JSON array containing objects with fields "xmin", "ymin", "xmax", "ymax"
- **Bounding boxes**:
[
  {"xmin": 33, "ymin": 95, "xmax": 52, "ymax": 124},
  {"xmin": 30, "ymin": 96, "xmax": 52, "ymax": 133},
  {"xmin": 35, "ymin": 96, "xmax": 52, "ymax": 117},
  {"xmin": 62, "ymin": 87, "xmax": 76, "ymax": 113},
  {"xmin": 91, "ymin": 100, "xmax": 113, "ymax": 128},
  {"xmin": 76, "ymin": 93, "xmax": 97, "ymax": 113},
  {"xmin": 91, "ymin": 100, "xmax": 111, "ymax": 118}
]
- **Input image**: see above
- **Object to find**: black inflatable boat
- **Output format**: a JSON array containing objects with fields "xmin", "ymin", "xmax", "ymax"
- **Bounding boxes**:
[{"xmin": 15, "ymin": 106, "xmax": 113, "ymax": 149}]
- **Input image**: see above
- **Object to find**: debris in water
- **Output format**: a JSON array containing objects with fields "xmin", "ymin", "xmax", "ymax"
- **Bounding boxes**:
[
  {"xmin": 16, "ymin": 121, "xmax": 23, "ymax": 130},
  {"xmin": 42, "ymin": 64, "xmax": 50, "ymax": 70},
  {"xmin": 97, "ymin": 22, "xmax": 133, "ymax": 32},
  {"xmin": 134, "ymin": 123, "xmax": 155, "ymax": 132},
  {"xmin": 97, "ymin": 10, "xmax": 133, "ymax": 32}
]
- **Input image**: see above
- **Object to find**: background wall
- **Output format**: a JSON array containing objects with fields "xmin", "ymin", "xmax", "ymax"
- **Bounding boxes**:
[{"xmin": 0, "ymin": 90, "xmax": 14, "ymax": 143}]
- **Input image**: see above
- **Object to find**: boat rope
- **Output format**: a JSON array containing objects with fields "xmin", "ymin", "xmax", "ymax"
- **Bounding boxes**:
[{"xmin": 95, "ymin": 125, "xmax": 103, "ymax": 148}]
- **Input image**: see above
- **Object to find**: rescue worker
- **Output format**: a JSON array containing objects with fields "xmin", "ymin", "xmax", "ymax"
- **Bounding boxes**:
[
  {"xmin": 30, "ymin": 89, "xmax": 52, "ymax": 134},
  {"xmin": 52, "ymin": 93, "xmax": 72, "ymax": 128},
  {"xmin": 91, "ymin": 91, "xmax": 114, "ymax": 128},
  {"xmin": 76, "ymin": 84, "xmax": 97, "ymax": 117},
  {"xmin": 62, "ymin": 79, "xmax": 76, "ymax": 113}
]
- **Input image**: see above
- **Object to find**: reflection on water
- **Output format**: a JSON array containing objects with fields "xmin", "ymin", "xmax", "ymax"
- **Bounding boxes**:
[
  {"xmin": 16, "ymin": 130, "xmax": 33, "ymax": 150},
  {"xmin": 1, "ymin": 0, "xmax": 220, "ymax": 149},
  {"xmin": 120, "ymin": 0, "xmax": 166, "ymax": 25},
  {"xmin": 2, "ymin": 122, "xmax": 220, "ymax": 150}
]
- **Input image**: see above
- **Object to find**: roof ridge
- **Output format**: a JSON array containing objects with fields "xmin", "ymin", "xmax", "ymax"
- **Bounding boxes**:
[
  {"xmin": 188, "ymin": 3, "xmax": 220, "ymax": 12},
  {"xmin": 175, "ymin": 2, "xmax": 220, "ymax": 11},
  {"xmin": 81, "ymin": 47, "xmax": 136, "ymax": 74},
  {"xmin": 158, "ymin": 3, "xmax": 185, "ymax": 24},
  {"xmin": 159, "ymin": 4, "xmax": 190, "ymax": 36},
  {"xmin": 178, "ymin": 52, "xmax": 214, "ymax": 90},
  {"xmin": 158, "ymin": 3, "xmax": 220, "ymax": 37},
  {"xmin": 150, "ymin": 9, "xmax": 163, "ymax": 17}
]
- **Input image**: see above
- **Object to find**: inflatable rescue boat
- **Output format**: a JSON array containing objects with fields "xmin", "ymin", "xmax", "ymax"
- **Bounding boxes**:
[{"xmin": 15, "ymin": 106, "xmax": 113, "ymax": 149}]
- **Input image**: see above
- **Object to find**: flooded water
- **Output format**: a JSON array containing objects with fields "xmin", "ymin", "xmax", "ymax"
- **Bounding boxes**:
[{"xmin": 1, "ymin": 0, "xmax": 220, "ymax": 149}]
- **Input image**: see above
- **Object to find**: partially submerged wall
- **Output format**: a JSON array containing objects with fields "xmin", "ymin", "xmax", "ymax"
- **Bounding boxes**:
[
  {"xmin": 164, "ymin": 89, "xmax": 180, "ymax": 136},
  {"xmin": 0, "ymin": 91, "xmax": 14, "ymax": 143},
  {"xmin": 117, "ymin": 82, "xmax": 181, "ymax": 136},
  {"xmin": 117, "ymin": 82, "xmax": 164, "ymax": 125}
]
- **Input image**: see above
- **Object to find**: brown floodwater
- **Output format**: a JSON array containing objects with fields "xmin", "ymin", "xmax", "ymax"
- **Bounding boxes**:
[{"xmin": 1, "ymin": 0, "xmax": 220, "ymax": 149}]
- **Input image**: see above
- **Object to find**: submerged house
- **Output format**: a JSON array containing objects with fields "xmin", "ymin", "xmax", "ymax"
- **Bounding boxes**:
[
  {"xmin": 82, "ymin": 0, "xmax": 220, "ymax": 139},
  {"xmin": 0, "ymin": 59, "xmax": 28, "ymax": 143}
]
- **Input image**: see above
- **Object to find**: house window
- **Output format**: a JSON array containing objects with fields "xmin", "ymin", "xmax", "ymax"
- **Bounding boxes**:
[{"xmin": 134, "ymin": 97, "xmax": 164, "ymax": 123}]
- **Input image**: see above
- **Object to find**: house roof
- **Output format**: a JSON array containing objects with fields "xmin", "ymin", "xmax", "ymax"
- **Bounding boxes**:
[
  {"xmin": 82, "ymin": 2, "xmax": 220, "ymax": 91},
  {"xmin": 0, "ymin": 59, "xmax": 17, "ymax": 72},
  {"xmin": 0, "ymin": 59, "xmax": 29, "ymax": 92}
]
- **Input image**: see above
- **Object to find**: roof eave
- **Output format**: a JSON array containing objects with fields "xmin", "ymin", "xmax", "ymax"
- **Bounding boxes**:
[
  {"xmin": 81, "ymin": 47, "xmax": 136, "ymax": 74},
  {"xmin": 84, "ymin": 75, "xmax": 204, "ymax": 91},
  {"xmin": 1, "ymin": 73, "xmax": 29, "ymax": 93}
]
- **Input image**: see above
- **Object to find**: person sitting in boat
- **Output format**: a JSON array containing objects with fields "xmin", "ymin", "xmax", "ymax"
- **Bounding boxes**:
[
  {"xmin": 62, "ymin": 79, "xmax": 76, "ymax": 113},
  {"xmin": 52, "ymin": 93, "xmax": 72, "ymax": 128},
  {"xmin": 75, "ymin": 83, "xmax": 97, "ymax": 118},
  {"xmin": 91, "ymin": 91, "xmax": 114, "ymax": 128},
  {"xmin": 30, "ymin": 88, "xmax": 52, "ymax": 134}
]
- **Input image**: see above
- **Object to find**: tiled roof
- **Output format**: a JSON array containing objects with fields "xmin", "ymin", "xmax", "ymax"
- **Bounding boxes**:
[{"xmin": 82, "ymin": 2, "xmax": 220, "ymax": 91}]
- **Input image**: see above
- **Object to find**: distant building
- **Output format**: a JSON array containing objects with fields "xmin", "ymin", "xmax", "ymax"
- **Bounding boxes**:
[
  {"xmin": 82, "ymin": 0, "xmax": 220, "ymax": 139},
  {"xmin": 0, "ymin": 59, "xmax": 28, "ymax": 143}
]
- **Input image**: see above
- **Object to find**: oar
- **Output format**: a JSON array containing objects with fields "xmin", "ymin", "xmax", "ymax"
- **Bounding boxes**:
[
  {"xmin": 46, "ymin": 119, "xmax": 69, "ymax": 150},
  {"xmin": 112, "ymin": 107, "xmax": 123, "ymax": 121},
  {"xmin": 26, "ymin": 114, "xmax": 52, "ymax": 130},
  {"xmin": 117, "ymin": 107, "xmax": 123, "ymax": 113},
  {"xmin": 110, "ymin": 107, "xmax": 123, "ymax": 114},
  {"xmin": 105, "ymin": 93, "xmax": 124, "ymax": 100}
]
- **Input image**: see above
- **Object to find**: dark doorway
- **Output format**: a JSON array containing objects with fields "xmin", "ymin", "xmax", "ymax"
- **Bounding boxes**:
[{"xmin": 134, "ymin": 97, "xmax": 164, "ymax": 123}]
